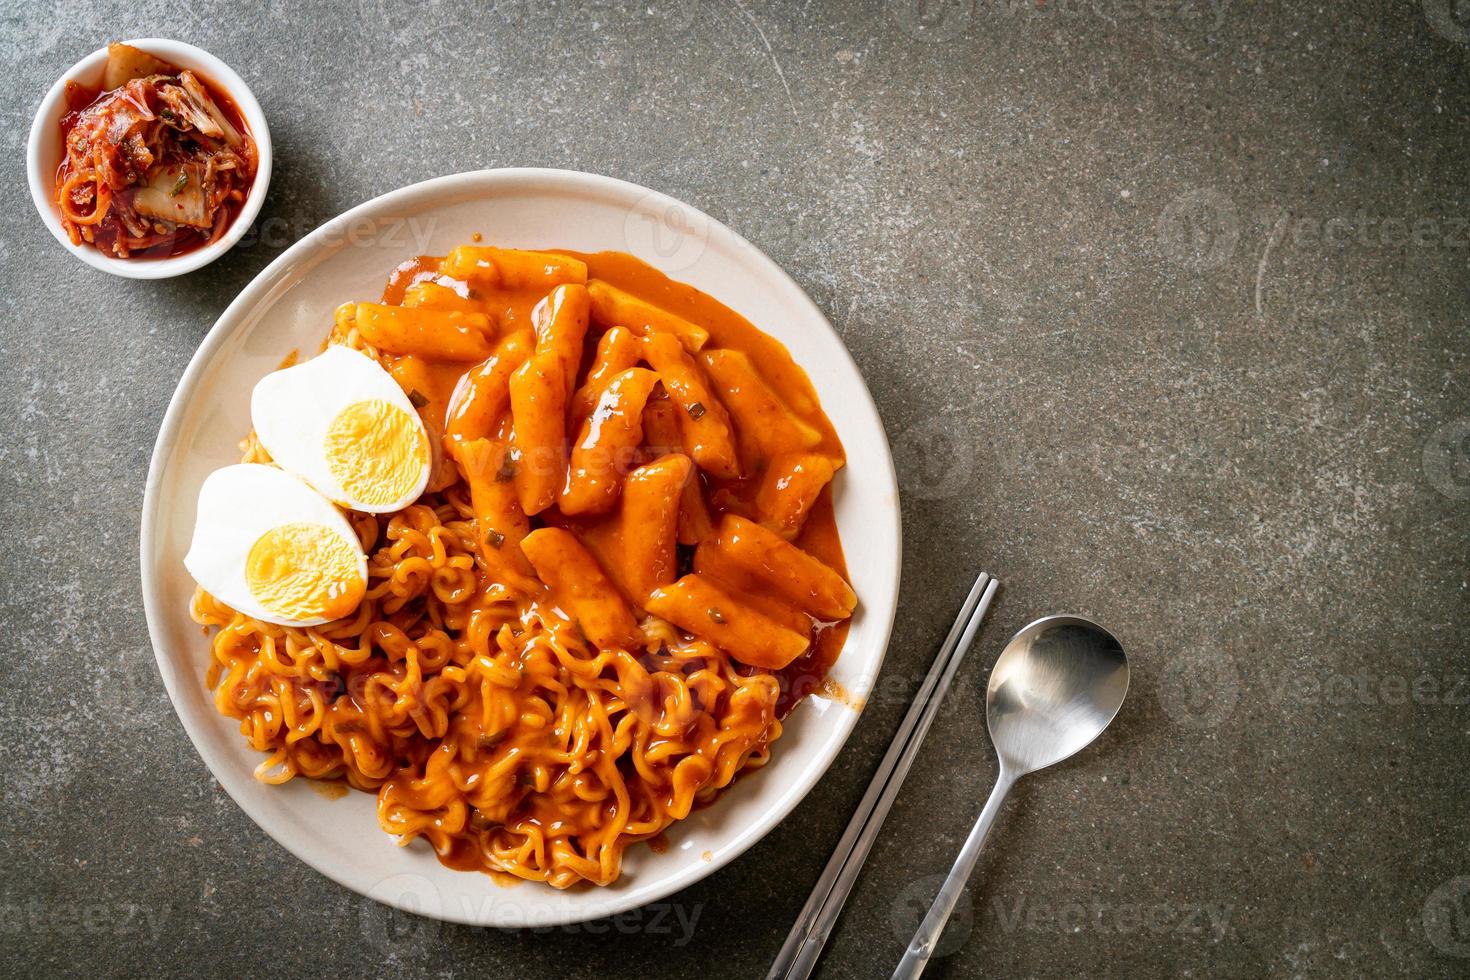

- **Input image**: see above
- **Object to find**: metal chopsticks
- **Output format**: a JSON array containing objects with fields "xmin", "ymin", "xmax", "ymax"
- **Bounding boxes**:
[{"xmin": 767, "ymin": 572, "xmax": 1000, "ymax": 980}]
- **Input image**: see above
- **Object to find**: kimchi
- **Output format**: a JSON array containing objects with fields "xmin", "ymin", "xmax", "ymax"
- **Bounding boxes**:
[{"xmin": 54, "ymin": 43, "xmax": 258, "ymax": 259}]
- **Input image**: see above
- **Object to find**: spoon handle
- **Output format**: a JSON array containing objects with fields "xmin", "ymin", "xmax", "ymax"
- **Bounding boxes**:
[{"xmin": 892, "ymin": 769, "xmax": 1017, "ymax": 980}]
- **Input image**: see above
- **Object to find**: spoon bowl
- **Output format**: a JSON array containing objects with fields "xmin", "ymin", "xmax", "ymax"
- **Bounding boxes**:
[{"xmin": 988, "ymin": 615, "xmax": 1129, "ymax": 776}]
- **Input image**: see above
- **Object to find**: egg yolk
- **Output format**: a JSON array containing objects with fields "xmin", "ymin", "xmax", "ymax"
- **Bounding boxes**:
[
  {"xmin": 324, "ymin": 399, "xmax": 429, "ymax": 507},
  {"xmin": 245, "ymin": 522, "xmax": 365, "ymax": 621}
]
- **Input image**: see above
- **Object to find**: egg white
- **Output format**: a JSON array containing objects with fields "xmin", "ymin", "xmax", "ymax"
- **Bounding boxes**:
[
  {"xmin": 251, "ymin": 345, "xmax": 431, "ymax": 514},
  {"xmin": 183, "ymin": 463, "xmax": 367, "ymax": 628}
]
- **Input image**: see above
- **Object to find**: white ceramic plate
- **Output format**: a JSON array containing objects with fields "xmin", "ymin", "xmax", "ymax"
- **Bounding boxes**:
[{"xmin": 141, "ymin": 169, "xmax": 901, "ymax": 927}]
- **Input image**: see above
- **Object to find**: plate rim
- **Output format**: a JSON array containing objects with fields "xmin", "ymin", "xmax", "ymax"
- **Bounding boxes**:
[{"xmin": 140, "ymin": 167, "xmax": 902, "ymax": 926}]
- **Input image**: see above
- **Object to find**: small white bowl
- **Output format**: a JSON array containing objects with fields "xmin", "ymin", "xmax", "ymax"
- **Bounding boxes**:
[{"xmin": 26, "ymin": 38, "xmax": 272, "ymax": 280}]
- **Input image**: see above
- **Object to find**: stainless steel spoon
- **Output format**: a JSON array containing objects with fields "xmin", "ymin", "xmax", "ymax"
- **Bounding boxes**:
[{"xmin": 892, "ymin": 615, "xmax": 1130, "ymax": 979}]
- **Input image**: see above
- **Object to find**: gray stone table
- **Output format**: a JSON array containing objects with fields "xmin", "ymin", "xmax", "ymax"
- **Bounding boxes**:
[{"xmin": 2, "ymin": 1, "xmax": 1467, "ymax": 976}]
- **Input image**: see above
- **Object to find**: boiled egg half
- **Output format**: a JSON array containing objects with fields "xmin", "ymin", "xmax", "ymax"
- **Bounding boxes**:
[
  {"xmin": 184, "ymin": 464, "xmax": 367, "ymax": 627},
  {"xmin": 251, "ymin": 345, "xmax": 431, "ymax": 514}
]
